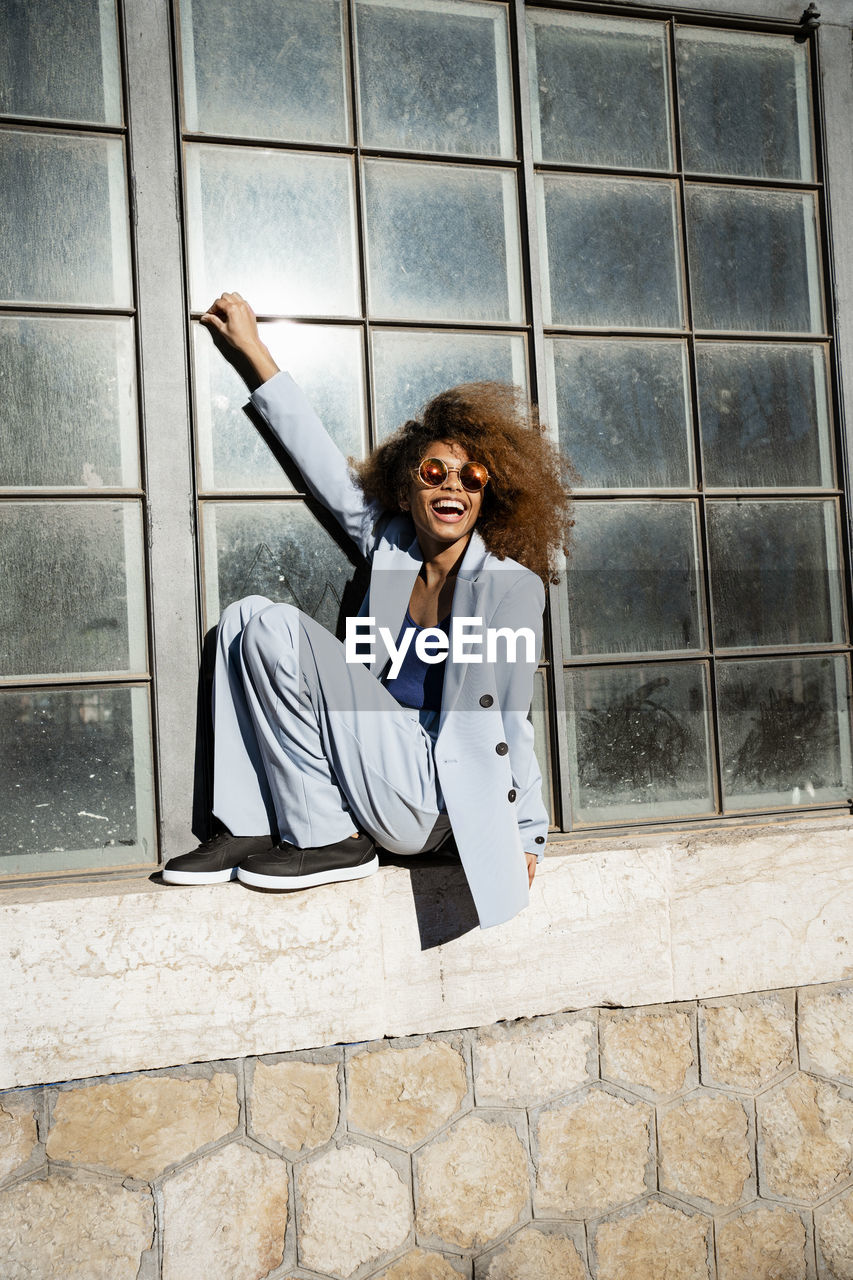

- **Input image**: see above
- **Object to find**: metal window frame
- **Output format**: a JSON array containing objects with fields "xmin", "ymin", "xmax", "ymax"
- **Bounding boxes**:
[{"xmin": 3, "ymin": 0, "xmax": 853, "ymax": 886}]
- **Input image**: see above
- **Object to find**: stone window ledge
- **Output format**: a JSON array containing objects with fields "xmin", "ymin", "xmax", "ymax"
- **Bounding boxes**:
[{"xmin": 3, "ymin": 816, "xmax": 853, "ymax": 1090}]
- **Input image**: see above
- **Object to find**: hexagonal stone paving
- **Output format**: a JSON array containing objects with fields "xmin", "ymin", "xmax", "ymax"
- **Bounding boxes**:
[
  {"xmin": 658, "ymin": 1091, "xmax": 751, "ymax": 1208},
  {"xmin": 415, "ymin": 1114, "xmax": 529, "ymax": 1250},
  {"xmin": 250, "ymin": 1058, "xmax": 339, "ymax": 1152},
  {"xmin": 600, "ymin": 1007, "xmax": 695, "ymax": 1097},
  {"xmin": 592, "ymin": 1198, "xmax": 711, "ymax": 1280},
  {"xmin": 0, "ymin": 1173, "xmax": 153, "ymax": 1280},
  {"xmin": 716, "ymin": 1204, "xmax": 808, "ymax": 1280},
  {"xmin": 46, "ymin": 1072, "xmax": 239, "ymax": 1179},
  {"xmin": 298, "ymin": 1142, "xmax": 411, "ymax": 1277},
  {"xmin": 476, "ymin": 1226, "xmax": 587, "ymax": 1279},
  {"xmin": 799, "ymin": 986, "xmax": 853, "ymax": 1083},
  {"xmin": 472, "ymin": 1014, "xmax": 595, "ymax": 1107},
  {"xmin": 757, "ymin": 1072, "xmax": 853, "ymax": 1202},
  {"xmin": 374, "ymin": 1248, "xmax": 465, "ymax": 1279},
  {"xmin": 348, "ymin": 1040, "xmax": 467, "ymax": 1147},
  {"xmin": 534, "ymin": 1085, "xmax": 652, "ymax": 1218},
  {"xmin": 699, "ymin": 995, "xmax": 795, "ymax": 1093},
  {"xmin": 0, "ymin": 1094, "xmax": 39, "ymax": 1181},
  {"xmin": 815, "ymin": 1186, "xmax": 853, "ymax": 1280},
  {"xmin": 162, "ymin": 1142, "xmax": 289, "ymax": 1280}
]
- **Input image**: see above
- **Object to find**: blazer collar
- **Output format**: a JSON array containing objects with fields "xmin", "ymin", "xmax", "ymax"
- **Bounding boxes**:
[
  {"xmin": 366, "ymin": 527, "xmax": 492, "ymax": 676},
  {"xmin": 455, "ymin": 527, "xmax": 491, "ymax": 582}
]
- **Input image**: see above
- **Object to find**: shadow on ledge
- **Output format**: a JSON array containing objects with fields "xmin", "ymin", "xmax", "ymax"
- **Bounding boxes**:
[{"xmin": 378, "ymin": 852, "xmax": 479, "ymax": 949}]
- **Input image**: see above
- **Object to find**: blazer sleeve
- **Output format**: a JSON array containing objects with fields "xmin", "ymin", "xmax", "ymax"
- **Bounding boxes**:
[
  {"xmin": 490, "ymin": 572, "xmax": 550, "ymax": 861},
  {"xmin": 250, "ymin": 370, "xmax": 385, "ymax": 561}
]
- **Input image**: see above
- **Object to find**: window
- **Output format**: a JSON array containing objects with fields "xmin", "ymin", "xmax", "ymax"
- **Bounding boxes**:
[
  {"xmin": 1, "ymin": 0, "xmax": 850, "ymax": 880},
  {"xmin": 0, "ymin": 0, "xmax": 156, "ymax": 875}
]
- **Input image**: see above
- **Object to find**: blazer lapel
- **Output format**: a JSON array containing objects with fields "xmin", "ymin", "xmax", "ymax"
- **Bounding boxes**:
[
  {"xmin": 366, "ymin": 531, "xmax": 423, "ymax": 675},
  {"xmin": 439, "ymin": 530, "xmax": 492, "ymax": 727}
]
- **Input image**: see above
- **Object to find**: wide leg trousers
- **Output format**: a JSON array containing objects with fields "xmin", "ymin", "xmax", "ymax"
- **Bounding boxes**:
[{"xmin": 211, "ymin": 595, "xmax": 451, "ymax": 855}]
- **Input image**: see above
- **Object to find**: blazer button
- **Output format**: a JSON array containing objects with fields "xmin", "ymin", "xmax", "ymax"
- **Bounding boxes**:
[
  {"xmin": 508, "ymin": 789, "xmax": 517, "ymax": 802},
  {"xmin": 496, "ymin": 742, "xmax": 509, "ymax": 755},
  {"xmin": 535, "ymin": 835, "xmax": 545, "ymax": 844},
  {"xmin": 479, "ymin": 694, "xmax": 494, "ymax": 707}
]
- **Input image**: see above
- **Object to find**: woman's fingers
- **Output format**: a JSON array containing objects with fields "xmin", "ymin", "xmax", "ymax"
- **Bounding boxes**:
[{"xmin": 200, "ymin": 292, "xmax": 260, "ymax": 352}]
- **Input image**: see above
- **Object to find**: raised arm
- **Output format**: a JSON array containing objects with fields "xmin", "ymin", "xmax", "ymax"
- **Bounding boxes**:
[{"xmin": 201, "ymin": 293, "xmax": 383, "ymax": 558}]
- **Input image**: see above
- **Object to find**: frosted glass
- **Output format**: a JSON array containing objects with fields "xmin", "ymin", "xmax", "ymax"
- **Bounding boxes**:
[
  {"xmin": 186, "ymin": 145, "xmax": 359, "ymax": 317},
  {"xmin": 562, "ymin": 501, "xmax": 704, "ymax": 656},
  {"xmin": 707, "ymin": 500, "xmax": 844, "ymax": 649},
  {"xmin": 528, "ymin": 11, "xmax": 672, "ymax": 170},
  {"xmin": 538, "ymin": 175, "xmax": 683, "ymax": 329},
  {"xmin": 202, "ymin": 501, "xmax": 359, "ymax": 634},
  {"xmin": 697, "ymin": 342, "xmax": 833, "ymax": 489},
  {"xmin": 0, "ymin": 685, "xmax": 156, "ymax": 875},
  {"xmin": 0, "ymin": 501, "xmax": 147, "ymax": 678},
  {"xmin": 0, "ymin": 316, "xmax": 138, "ymax": 489},
  {"xmin": 364, "ymin": 160, "xmax": 523, "ymax": 323},
  {"xmin": 677, "ymin": 28, "xmax": 814, "ymax": 181},
  {"xmin": 531, "ymin": 668, "xmax": 554, "ymax": 826},
  {"xmin": 546, "ymin": 339, "xmax": 693, "ymax": 489},
  {"xmin": 356, "ymin": 0, "xmax": 513, "ymax": 157},
  {"xmin": 371, "ymin": 329, "xmax": 527, "ymax": 441},
  {"xmin": 0, "ymin": 131, "xmax": 131, "ymax": 306},
  {"xmin": 0, "ymin": 0, "xmax": 121, "ymax": 124},
  {"xmin": 567, "ymin": 662, "xmax": 714, "ymax": 823},
  {"xmin": 686, "ymin": 186, "xmax": 823, "ymax": 333},
  {"xmin": 194, "ymin": 322, "xmax": 365, "ymax": 491},
  {"xmin": 718, "ymin": 656, "xmax": 853, "ymax": 809},
  {"xmin": 179, "ymin": 0, "xmax": 348, "ymax": 143}
]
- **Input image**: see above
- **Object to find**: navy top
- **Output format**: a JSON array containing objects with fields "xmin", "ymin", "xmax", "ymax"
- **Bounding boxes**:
[{"xmin": 382, "ymin": 610, "xmax": 452, "ymax": 711}]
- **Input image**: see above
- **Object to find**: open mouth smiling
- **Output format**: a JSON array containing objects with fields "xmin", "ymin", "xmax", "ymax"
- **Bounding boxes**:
[{"xmin": 430, "ymin": 497, "xmax": 467, "ymax": 522}]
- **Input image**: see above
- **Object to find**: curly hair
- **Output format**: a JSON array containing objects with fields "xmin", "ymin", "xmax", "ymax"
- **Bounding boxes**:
[{"xmin": 352, "ymin": 381, "xmax": 574, "ymax": 583}]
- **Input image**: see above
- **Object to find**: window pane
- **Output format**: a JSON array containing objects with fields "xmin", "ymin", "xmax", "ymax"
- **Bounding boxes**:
[
  {"xmin": 0, "ymin": 685, "xmax": 155, "ymax": 875},
  {"xmin": 527, "ymin": 11, "xmax": 672, "ymax": 170},
  {"xmin": 185, "ymin": 145, "xmax": 359, "ymax": 317},
  {"xmin": 202, "ymin": 501, "xmax": 360, "ymax": 633},
  {"xmin": 0, "ymin": 316, "xmax": 138, "ymax": 489},
  {"xmin": 0, "ymin": 0, "xmax": 121, "ymax": 125},
  {"xmin": 686, "ymin": 186, "xmax": 823, "ymax": 333},
  {"xmin": 537, "ymin": 175, "xmax": 683, "ymax": 328},
  {"xmin": 566, "ymin": 662, "xmax": 714, "ymax": 823},
  {"xmin": 562, "ymin": 501, "xmax": 704, "ymax": 657},
  {"xmin": 718, "ymin": 656, "xmax": 853, "ymax": 809},
  {"xmin": 363, "ymin": 160, "xmax": 523, "ymax": 323},
  {"xmin": 531, "ymin": 669, "xmax": 555, "ymax": 826},
  {"xmin": 195, "ymin": 322, "xmax": 366, "ymax": 491},
  {"xmin": 677, "ymin": 28, "xmax": 814, "ymax": 182},
  {"xmin": 356, "ymin": 0, "xmax": 513, "ymax": 158},
  {"xmin": 371, "ymin": 329, "xmax": 527, "ymax": 441},
  {"xmin": 179, "ymin": 0, "xmax": 348, "ymax": 144},
  {"xmin": 546, "ymin": 339, "xmax": 693, "ymax": 489},
  {"xmin": 707, "ymin": 500, "xmax": 844, "ymax": 649},
  {"xmin": 697, "ymin": 342, "xmax": 833, "ymax": 489},
  {"xmin": 0, "ymin": 502, "xmax": 147, "ymax": 679},
  {"xmin": 0, "ymin": 131, "xmax": 131, "ymax": 306}
]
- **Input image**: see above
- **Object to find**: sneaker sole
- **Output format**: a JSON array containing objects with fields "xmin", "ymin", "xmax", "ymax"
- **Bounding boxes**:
[
  {"xmin": 237, "ymin": 855, "xmax": 379, "ymax": 891},
  {"xmin": 161, "ymin": 866, "xmax": 239, "ymax": 885}
]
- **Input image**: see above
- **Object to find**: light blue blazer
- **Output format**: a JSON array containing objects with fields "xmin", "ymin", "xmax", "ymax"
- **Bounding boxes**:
[{"xmin": 251, "ymin": 372, "xmax": 549, "ymax": 928}]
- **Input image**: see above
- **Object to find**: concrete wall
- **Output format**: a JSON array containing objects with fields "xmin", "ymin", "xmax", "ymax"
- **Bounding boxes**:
[{"xmin": 4, "ymin": 821, "xmax": 853, "ymax": 1090}]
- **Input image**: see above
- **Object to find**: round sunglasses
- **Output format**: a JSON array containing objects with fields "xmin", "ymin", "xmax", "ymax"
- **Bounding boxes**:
[{"xmin": 414, "ymin": 457, "xmax": 490, "ymax": 493}]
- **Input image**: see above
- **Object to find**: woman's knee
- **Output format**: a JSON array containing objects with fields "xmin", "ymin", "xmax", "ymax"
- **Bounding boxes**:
[
  {"xmin": 241, "ymin": 602, "xmax": 303, "ymax": 673},
  {"xmin": 217, "ymin": 595, "xmax": 274, "ymax": 643}
]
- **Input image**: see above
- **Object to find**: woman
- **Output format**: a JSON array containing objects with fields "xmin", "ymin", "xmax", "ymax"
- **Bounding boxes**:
[{"xmin": 163, "ymin": 293, "xmax": 573, "ymax": 928}]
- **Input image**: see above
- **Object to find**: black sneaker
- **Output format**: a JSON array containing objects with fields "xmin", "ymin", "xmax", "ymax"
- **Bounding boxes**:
[
  {"xmin": 237, "ymin": 833, "xmax": 378, "ymax": 890},
  {"xmin": 162, "ymin": 832, "xmax": 274, "ymax": 884}
]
